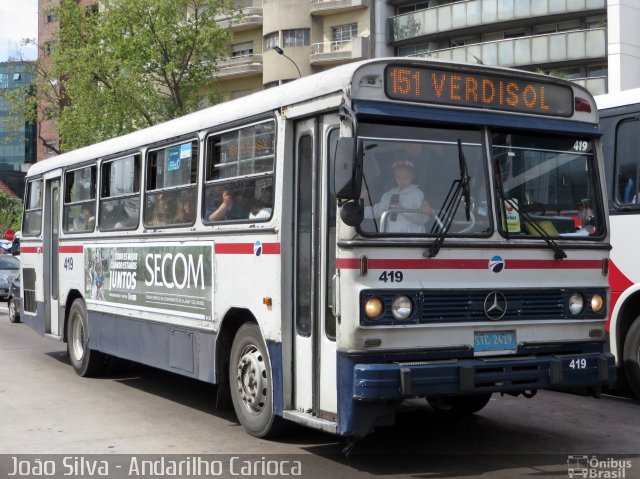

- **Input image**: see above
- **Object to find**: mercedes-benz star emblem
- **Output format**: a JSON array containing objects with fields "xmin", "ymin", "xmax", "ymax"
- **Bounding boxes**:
[{"xmin": 484, "ymin": 291, "xmax": 507, "ymax": 320}]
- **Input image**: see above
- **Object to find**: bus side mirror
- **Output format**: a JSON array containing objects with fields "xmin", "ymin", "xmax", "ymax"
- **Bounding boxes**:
[
  {"xmin": 334, "ymin": 138, "xmax": 363, "ymax": 200},
  {"xmin": 340, "ymin": 199, "xmax": 364, "ymax": 227}
]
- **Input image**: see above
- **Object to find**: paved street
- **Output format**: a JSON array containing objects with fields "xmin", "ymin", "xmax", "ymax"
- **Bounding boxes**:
[{"xmin": 0, "ymin": 306, "xmax": 639, "ymax": 478}]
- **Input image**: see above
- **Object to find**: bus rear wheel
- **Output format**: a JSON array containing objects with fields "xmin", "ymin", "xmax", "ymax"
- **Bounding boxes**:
[
  {"xmin": 427, "ymin": 393, "xmax": 492, "ymax": 415},
  {"xmin": 623, "ymin": 319, "xmax": 640, "ymax": 399},
  {"xmin": 67, "ymin": 299, "xmax": 105, "ymax": 377},
  {"xmin": 229, "ymin": 323, "xmax": 284, "ymax": 438}
]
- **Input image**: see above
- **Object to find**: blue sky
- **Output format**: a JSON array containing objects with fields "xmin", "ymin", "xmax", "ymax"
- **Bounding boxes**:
[{"xmin": 0, "ymin": 0, "xmax": 38, "ymax": 62}]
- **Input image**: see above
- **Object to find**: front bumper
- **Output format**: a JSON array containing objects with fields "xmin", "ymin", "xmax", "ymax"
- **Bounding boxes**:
[{"xmin": 353, "ymin": 352, "xmax": 616, "ymax": 400}]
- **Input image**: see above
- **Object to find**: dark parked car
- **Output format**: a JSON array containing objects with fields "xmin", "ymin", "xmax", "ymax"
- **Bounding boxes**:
[
  {"xmin": 0, "ymin": 255, "xmax": 19, "ymax": 301},
  {"xmin": 7, "ymin": 272, "xmax": 20, "ymax": 323}
]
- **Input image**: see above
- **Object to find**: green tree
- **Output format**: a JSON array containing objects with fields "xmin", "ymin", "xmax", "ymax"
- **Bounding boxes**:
[
  {"xmin": 48, "ymin": 0, "xmax": 236, "ymax": 151},
  {"xmin": 0, "ymin": 193, "xmax": 22, "ymax": 234}
]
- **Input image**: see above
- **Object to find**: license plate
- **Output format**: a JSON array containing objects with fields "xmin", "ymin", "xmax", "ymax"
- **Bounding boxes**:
[{"xmin": 474, "ymin": 330, "xmax": 516, "ymax": 352}]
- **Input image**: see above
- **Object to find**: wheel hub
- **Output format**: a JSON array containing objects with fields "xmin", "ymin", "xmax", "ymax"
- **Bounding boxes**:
[
  {"xmin": 71, "ymin": 314, "xmax": 85, "ymax": 361},
  {"xmin": 236, "ymin": 345, "xmax": 267, "ymax": 414}
]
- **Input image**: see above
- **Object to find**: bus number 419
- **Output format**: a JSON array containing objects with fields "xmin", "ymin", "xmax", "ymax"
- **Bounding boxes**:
[
  {"xmin": 63, "ymin": 257, "xmax": 74, "ymax": 270},
  {"xmin": 379, "ymin": 271, "xmax": 403, "ymax": 283},
  {"xmin": 569, "ymin": 359, "xmax": 587, "ymax": 369}
]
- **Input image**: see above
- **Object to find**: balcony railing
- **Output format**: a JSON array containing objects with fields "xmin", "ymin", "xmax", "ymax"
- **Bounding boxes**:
[
  {"xmin": 310, "ymin": 36, "xmax": 370, "ymax": 65},
  {"xmin": 215, "ymin": 53, "xmax": 263, "ymax": 78},
  {"xmin": 216, "ymin": 3, "xmax": 263, "ymax": 31},
  {"xmin": 412, "ymin": 28, "xmax": 606, "ymax": 69},
  {"xmin": 390, "ymin": 0, "xmax": 606, "ymax": 43},
  {"xmin": 310, "ymin": 0, "xmax": 371, "ymax": 15}
]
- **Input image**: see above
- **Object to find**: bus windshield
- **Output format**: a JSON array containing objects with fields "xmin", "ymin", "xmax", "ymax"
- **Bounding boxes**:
[
  {"xmin": 358, "ymin": 124, "xmax": 490, "ymax": 236},
  {"xmin": 492, "ymin": 131, "xmax": 604, "ymax": 238}
]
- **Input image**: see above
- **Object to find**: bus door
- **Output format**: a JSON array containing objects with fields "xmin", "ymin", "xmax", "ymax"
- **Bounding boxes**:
[
  {"xmin": 43, "ymin": 177, "xmax": 61, "ymax": 337},
  {"xmin": 293, "ymin": 115, "xmax": 338, "ymax": 420}
]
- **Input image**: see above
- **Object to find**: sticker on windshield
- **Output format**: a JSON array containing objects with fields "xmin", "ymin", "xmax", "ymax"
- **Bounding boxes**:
[{"xmin": 504, "ymin": 199, "xmax": 521, "ymax": 233}]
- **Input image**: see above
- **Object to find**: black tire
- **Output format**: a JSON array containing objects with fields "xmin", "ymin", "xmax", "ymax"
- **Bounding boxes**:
[
  {"xmin": 229, "ymin": 322, "xmax": 284, "ymax": 438},
  {"xmin": 8, "ymin": 297, "xmax": 20, "ymax": 323},
  {"xmin": 427, "ymin": 393, "xmax": 492, "ymax": 415},
  {"xmin": 66, "ymin": 299, "xmax": 106, "ymax": 377},
  {"xmin": 623, "ymin": 319, "xmax": 640, "ymax": 399}
]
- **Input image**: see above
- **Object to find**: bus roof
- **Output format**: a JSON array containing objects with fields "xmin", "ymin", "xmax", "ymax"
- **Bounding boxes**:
[
  {"xmin": 27, "ymin": 59, "xmax": 368, "ymax": 178},
  {"xmin": 595, "ymin": 88, "xmax": 640, "ymax": 111}
]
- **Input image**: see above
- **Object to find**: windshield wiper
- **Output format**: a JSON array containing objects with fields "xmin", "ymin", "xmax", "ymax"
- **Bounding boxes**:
[
  {"xmin": 425, "ymin": 139, "xmax": 470, "ymax": 258},
  {"xmin": 500, "ymin": 194, "xmax": 567, "ymax": 260},
  {"xmin": 458, "ymin": 139, "xmax": 471, "ymax": 222}
]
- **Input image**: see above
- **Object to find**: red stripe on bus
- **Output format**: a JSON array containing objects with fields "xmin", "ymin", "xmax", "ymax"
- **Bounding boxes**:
[
  {"xmin": 608, "ymin": 260, "xmax": 634, "ymax": 332},
  {"xmin": 507, "ymin": 259, "xmax": 602, "ymax": 269},
  {"xmin": 336, "ymin": 258, "xmax": 602, "ymax": 270},
  {"xmin": 21, "ymin": 246, "xmax": 41, "ymax": 254},
  {"xmin": 59, "ymin": 245, "xmax": 84, "ymax": 254},
  {"xmin": 214, "ymin": 243, "xmax": 281, "ymax": 255}
]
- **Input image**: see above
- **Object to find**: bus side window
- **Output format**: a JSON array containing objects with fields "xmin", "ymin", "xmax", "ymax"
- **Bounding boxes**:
[
  {"xmin": 99, "ymin": 155, "xmax": 140, "ymax": 231},
  {"xmin": 144, "ymin": 140, "xmax": 198, "ymax": 228},
  {"xmin": 203, "ymin": 121, "xmax": 276, "ymax": 224},
  {"xmin": 63, "ymin": 166, "xmax": 96, "ymax": 233},
  {"xmin": 23, "ymin": 180, "xmax": 43, "ymax": 237},
  {"xmin": 615, "ymin": 118, "xmax": 640, "ymax": 206}
]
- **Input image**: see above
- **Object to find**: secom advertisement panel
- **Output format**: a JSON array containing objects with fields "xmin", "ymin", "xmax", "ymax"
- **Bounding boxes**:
[{"xmin": 84, "ymin": 242, "xmax": 213, "ymax": 321}]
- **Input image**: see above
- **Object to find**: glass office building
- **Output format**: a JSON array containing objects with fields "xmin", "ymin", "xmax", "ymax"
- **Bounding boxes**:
[{"xmin": 0, "ymin": 61, "xmax": 36, "ymax": 172}]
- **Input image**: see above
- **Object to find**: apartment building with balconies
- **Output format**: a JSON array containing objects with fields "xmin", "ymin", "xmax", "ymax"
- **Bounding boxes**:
[
  {"xmin": 214, "ymin": 0, "xmax": 372, "ymax": 99},
  {"xmin": 388, "ymin": 0, "xmax": 608, "ymax": 94},
  {"xmin": 215, "ymin": 0, "xmax": 640, "ymax": 101}
]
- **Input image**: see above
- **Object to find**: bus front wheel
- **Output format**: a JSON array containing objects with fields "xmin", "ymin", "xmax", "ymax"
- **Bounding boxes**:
[
  {"xmin": 67, "ymin": 299, "xmax": 105, "ymax": 377},
  {"xmin": 229, "ymin": 322, "xmax": 283, "ymax": 438},
  {"xmin": 427, "ymin": 393, "xmax": 492, "ymax": 415},
  {"xmin": 8, "ymin": 298, "xmax": 20, "ymax": 323},
  {"xmin": 623, "ymin": 319, "xmax": 640, "ymax": 399}
]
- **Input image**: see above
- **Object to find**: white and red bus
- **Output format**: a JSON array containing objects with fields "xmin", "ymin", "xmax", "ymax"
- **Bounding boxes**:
[
  {"xmin": 596, "ymin": 89, "xmax": 640, "ymax": 398},
  {"xmin": 20, "ymin": 58, "xmax": 614, "ymax": 439}
]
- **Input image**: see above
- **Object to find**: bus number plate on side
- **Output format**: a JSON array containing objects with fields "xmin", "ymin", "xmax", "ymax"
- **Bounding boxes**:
[{"xmin": 474, "ymin": 330, "xmax": 516, "ymax": 352}]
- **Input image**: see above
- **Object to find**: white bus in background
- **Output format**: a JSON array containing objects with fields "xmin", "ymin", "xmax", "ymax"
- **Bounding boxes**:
[
  {"xmin": 596, "ymin": 89, "xmax": 640, "ymax": 398},
  {"xmin": 20, "ymin": 58, "xmax": 615, "ymax": 440}
]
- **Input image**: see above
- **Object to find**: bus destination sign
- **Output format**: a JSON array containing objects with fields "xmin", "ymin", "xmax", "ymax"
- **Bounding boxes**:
[{"xmin": 385, "ymin": 65, "xmax": 574, "ymax": 117}]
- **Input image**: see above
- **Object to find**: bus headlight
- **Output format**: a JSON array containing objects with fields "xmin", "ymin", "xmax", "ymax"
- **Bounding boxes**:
[
  {"xmin": 364, "ymin": 297, "xmax": 384, "ymax": 319},
  {"xmin": 568, "ymin": 293, "xmax": 585, "ymax": 315},
  {"xmin": 591, "ymin": 294, "xmax": 604, "ymax": 313},
  {"xmin": 392, "ymin": 295, "xmax": 413, "ymax": 320}
]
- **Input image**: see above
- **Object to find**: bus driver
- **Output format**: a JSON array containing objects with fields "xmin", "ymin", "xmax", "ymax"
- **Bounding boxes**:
[{"xmin": 363, "ymin": 159, "xmax": 432, "ymax": 233}]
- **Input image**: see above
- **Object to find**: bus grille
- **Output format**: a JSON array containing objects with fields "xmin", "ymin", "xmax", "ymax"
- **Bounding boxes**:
[{"xmin": 421, "ymin": 289, "xmax": 565, "ymax": 322}]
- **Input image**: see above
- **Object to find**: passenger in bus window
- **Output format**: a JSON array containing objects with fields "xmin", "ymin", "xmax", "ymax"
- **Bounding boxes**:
[
  {"xmin": 207, "ymin": 188, "xmax": 252, "ymax": 221},
  {"xmin": 173, "ymin": 190, "xmax": 196, "ymax": 224},
  {"xmin": 73, "ymin": 206, "xmax": 95, "ymax": 231},
  {"xmin": 249, "ymin": 186, "xmax": 273, "ymax": 220},
  {"xmin": 148, "ymin": 192, "xmax": 175, "ymax": 226},
  {"xmin": 115, "ymin": 198, "xmax": 139, "ymax": 229},
  {"xmin": 363, "ymin": 159, "xmax": 430, "ymax": 233},
  {"xmin": 207, "ymin": 188, "xmax": 235, "ymax": 221}
]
